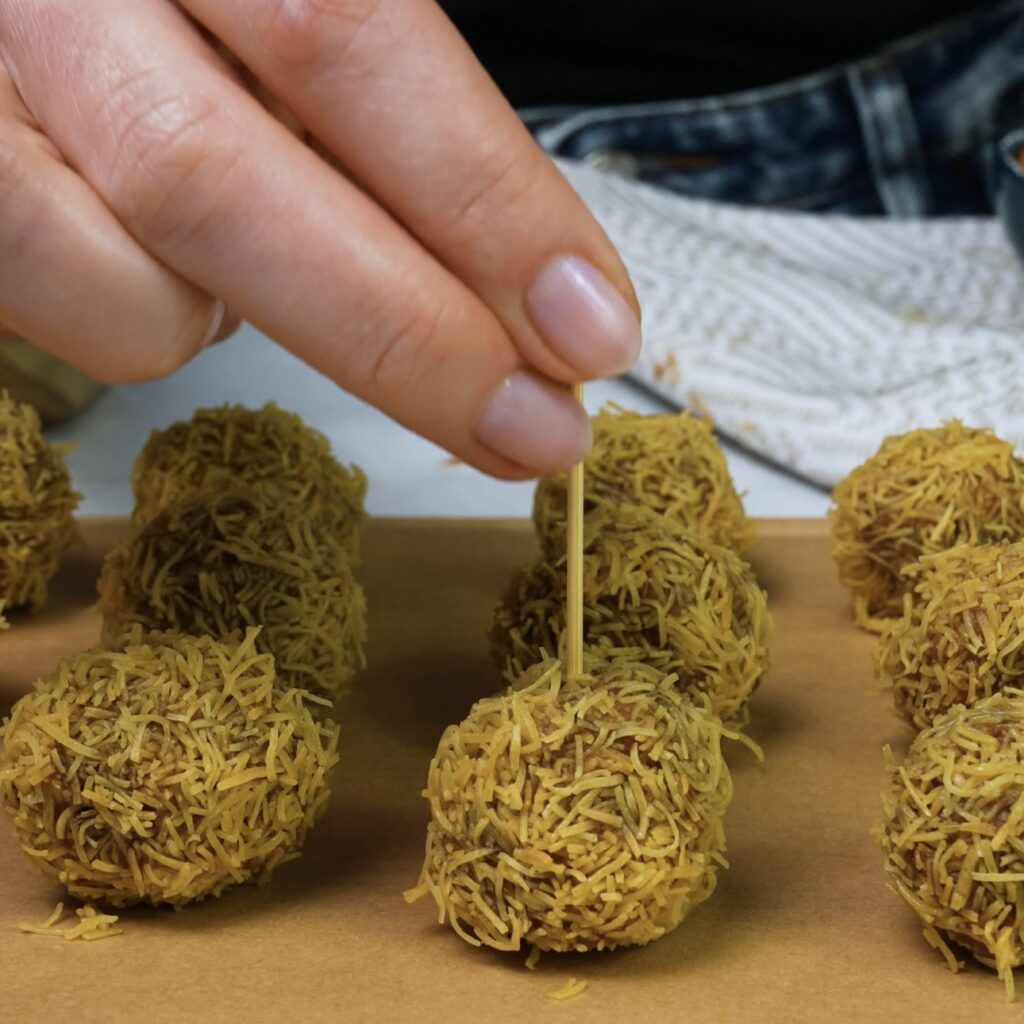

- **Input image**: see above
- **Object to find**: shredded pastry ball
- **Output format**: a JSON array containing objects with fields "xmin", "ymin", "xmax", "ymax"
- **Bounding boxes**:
[
  {"xmin": 879, "ymin": 690, "xmax": 1024, "ymax": 1001},
  {"xmin": 492, "ymin": 507, "xmax": 771, "ymax": 727},
  {"xmin": 405, "ymin": 659, "xmax": 733, "ymax": 953},
  {"xmin": 533, "ymin": 406, "xmax": 751, "ymax": 557},
  {"xmin": 831, "ymin": 421, "xmax": 1024, "ymax": 632},
  {"xmin": 131, "ymin": 402, "xmax": 367, "ymax": 561},
  {"xmin": 876, "ymin": 543, "xmax": 1024, "ymax": 730},
  {"xmin": 98, "ymin": 490, "xmax": 366, "ymax": 699},
  {"xmin": 0, "ymin": 628, "xmax": 340, "ymax": 908},
  {"xmin": 0, "ymin": 390, "xmax": 79, "ymax": 613}
]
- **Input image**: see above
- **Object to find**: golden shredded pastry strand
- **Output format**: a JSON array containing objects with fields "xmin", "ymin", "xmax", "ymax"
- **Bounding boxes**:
[
  {"xmin": 19, "ymin": 902, "xmax": 123, "ymax": 941},
  {"xmin": 548, "ymin": 978, "xmax": 588, "ymax": 1001}
]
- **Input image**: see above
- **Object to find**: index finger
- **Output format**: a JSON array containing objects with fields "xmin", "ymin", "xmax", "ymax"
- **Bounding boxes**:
[
  {"xmin": 0, "ymin": 0, "xmax": 591, "ymax": 476},
  {"xmin": 181, "ymin": 0, "xmax": 643, "ymax": 382}
]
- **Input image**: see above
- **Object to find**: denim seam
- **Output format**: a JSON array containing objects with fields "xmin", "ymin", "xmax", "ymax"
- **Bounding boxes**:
[{"xmin": 848, "ymin": 61, "xmax": 934, "ymax": 215}]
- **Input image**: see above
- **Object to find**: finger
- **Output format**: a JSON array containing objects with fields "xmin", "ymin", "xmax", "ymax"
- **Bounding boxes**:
[
  {"xmin": 0, "ymin": 0, "xmax": 591, "ymax": 476},
  {"xmin": 212, "ymin": 307, "xmax": 243, "ymax": 343},
  {"xmin": 182, "ymin": 0, "xmax": 642, "ymax": 383},
  {"xmin": 237, "ymin": 66, "xmax": 306, "ymax": 140},
  {"xmin": 196, "ymin": 27, "xmax": 308, "ymax": 140},
  {"xmin": 0, "ymin": 64, "xmax": 223, "ymax": 383}
]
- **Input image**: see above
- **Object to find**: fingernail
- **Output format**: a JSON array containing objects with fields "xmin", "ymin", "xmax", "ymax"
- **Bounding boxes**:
[
  {"xmin": 201, "ymin": 300, "xmax": 227, "ymax": 348},
  {"xmin": 476, "ymin": 371, "xmax": 592, "ymax": 471},
  {"xmin": 527, "ymin": 256, "xmax": 641, "ymax": 376}
]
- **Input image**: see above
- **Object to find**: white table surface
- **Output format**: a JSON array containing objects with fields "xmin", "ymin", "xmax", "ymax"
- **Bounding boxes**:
[{"xmin": 48, "ymin": 324, "xmax": 831, "ymax": 521}]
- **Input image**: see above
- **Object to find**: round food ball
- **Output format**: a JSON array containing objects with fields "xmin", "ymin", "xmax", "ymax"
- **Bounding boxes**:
[
  {"xmin": 876, "ymin": 543, "xmax": 1024, "ymax": 730},
  {"xmin": 879, "ymin": 690, "xmax": 1024, "ymax": 999},
  {"xmin": 492, "ymin": 507, "xmax": 771, "ymax": 727},
  {"xmin": 831, "ymin": 421, "xmax": 1024, "ymax": 631},
  {"xmin": 0, "ymin": 628, "xmax": 340, "ymax": 907},
  {"xmin": 131, "ymin": 402, "xmax": 367, "ymax": 561},
  {"xmin": 0, "ymin": 390, "xmax": 79, "ymax": 613},
  {"xmin": 408, "ymin": 659, "xmax": 732, "ymax": 952},
  {"xmin": 98, "ymin": 491, "xmax": 366, "ymax": 699},
  {"xmin": 533, "ymin": 407, "xmax": 750, "ymax": 557}
]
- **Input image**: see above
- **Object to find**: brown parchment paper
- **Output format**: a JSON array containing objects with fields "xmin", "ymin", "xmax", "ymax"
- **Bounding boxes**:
[{"xmin": 0, "ymin": 518, "xmax": 1016, "ymax": 1024}]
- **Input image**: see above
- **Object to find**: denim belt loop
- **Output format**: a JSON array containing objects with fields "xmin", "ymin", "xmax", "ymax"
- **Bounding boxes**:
[{"xmin": 845, "ymin": 59, "xmax": 935, "ymax": 217}]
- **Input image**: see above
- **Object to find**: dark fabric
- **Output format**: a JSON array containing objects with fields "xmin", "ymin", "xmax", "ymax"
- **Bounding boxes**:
[
  {"xmin": 530, "ymin": 1, "xmax": 1024, "ymax": 215},
  {"xmin": 441, "ymin": 0, "xmax": 995, "ymax": 106}
]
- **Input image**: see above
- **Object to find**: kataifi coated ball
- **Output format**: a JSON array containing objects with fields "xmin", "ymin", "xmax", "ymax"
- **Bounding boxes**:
[
  {"xmin": 0, "ymin": 390, "xmax": 79, "ymax": 616},
  {"xmin": 407, "ymin": 659, "xmax": 732, "ymax": 952},
  {"xmin": 493, "ymin": 506, "xmax": 771, "ymax": 726},
  {"xmin": 131, "ymin": 402, "xmax": 367, "ymax": 561},
  {"xmin": 831, "ymin": 421, "xmax": 1024, "ymax": 631},
  {"xmin": 98, "ymin": 490, "xmax": 366, "ymax": 698},
  {"xmin": 533, "ymin": 406, "xmax": 751, "ymax": 557},
  {"xmin": 875, "ymin": 542, "xmax": 1024, "ymax": 730},
  {"xmin": 0, "ymin": 628, "xmax": 340, "ymax": 907},
  {"xmin": 879, "ymin": 690, "xmax": 1024, "ymax": 1000}
]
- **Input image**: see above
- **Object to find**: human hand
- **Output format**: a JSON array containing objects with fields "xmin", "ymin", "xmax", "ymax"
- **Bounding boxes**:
[{"xmin": 0, "ymin": 0, "xmax": 641, "ymax": 477}]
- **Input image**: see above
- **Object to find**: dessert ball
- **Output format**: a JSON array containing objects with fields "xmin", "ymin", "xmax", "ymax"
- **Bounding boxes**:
[
  {"xmin": 493, "ymin": 507, "xmax": 771, "ymax": 726},
  {"xmin": 131, "ymin": 402, "xmax": 367, "ymax": 561},
  {"xmin": 0, "ymin": 628, "xmax": 340, "ymax": 907},
  {"xmin": 98, "ymin": 491, "xmax": 366, "ymax": 698},
  {"xmin": 879, "ymin": 690, "xmax": 1024, "ymax": 1000},
  {"xmin": 533, "ymin": 407, "xmax": 751, "ymax": 557},
  {"xmin": 407, "ymin": 659, "xmax": 732, "ymax": 952},
  {"xmin": 0, "ymin": 390, "xmax": 79, "ymax": 613},
  {"xmin": 831, "ymin": 421, "xmax": 1024, "ymax": 631},
  {"xmin": 876, "ymin": 542, "xmax": 1024, "ymax": 730}
]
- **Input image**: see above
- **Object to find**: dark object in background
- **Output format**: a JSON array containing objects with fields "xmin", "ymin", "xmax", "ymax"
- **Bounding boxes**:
[
  {"xmin": 996, "ymin": 128, "xmax": 1024, "ymax": 265},
  {"xmin": 442, "ymin": 0, "xmax": 994, "ymax": 107},
  {"xmin": 0, "ymin": 335, "xmax": 104, "ymax": 424},
  {"xmin": 482, "ymin": 1, "xmax": 1022, "ymax": 216}
]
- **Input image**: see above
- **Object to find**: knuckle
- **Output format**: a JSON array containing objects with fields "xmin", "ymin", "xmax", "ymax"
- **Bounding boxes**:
[
  {"xmin": 0, "ymin": 132, "xmax": 42, "ymax": 255},
  {"xmin": 0, "ymin": 133, "xmax": 21, "ymax": 197},
  {"xmin": 0, "ymin": 118, "xmax": 209, "ymax": 387},
  {"xmin": 355, "ymin": 294, "xmax": 448, "ymax": 402},
  {"xmin": 436, "ymin": 151, "xmax": 536, "ymax": 242},
  {"xmin": 256, "ymin": 0, "xmax": 387, "ymax": 72},
  {"xmin": 101, "ymin": 78, "xmax": 237, "ymax": 250}
]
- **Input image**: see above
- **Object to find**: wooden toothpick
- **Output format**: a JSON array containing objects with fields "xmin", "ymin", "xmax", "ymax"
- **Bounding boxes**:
[{"xmin": 566, "ymin": 383, "xmax": 584, "ymax": 680}]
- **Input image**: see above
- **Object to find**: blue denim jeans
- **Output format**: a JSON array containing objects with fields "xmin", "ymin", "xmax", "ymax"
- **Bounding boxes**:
[{"xmin": 524, "ymin": 0, "xmax": 1024, "ymax": 215}]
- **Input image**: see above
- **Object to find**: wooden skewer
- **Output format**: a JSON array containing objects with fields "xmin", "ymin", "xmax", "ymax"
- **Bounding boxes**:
[{"xmin": 566, "ymin": 383, "xmax": 584, "ymax": 680}]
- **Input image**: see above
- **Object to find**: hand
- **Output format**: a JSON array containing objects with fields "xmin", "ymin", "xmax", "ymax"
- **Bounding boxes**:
[{"xmin": 0, "ymin": 0, "xmax": 641, "ymax": 477}]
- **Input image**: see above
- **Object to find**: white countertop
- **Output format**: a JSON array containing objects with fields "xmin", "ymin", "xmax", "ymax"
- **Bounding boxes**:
[{"xmin": 49, "ymin": 324, "xmax": 831, "ymax": 520}]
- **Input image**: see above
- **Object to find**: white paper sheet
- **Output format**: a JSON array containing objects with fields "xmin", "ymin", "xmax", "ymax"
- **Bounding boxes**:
[{"xmin": 559, "ymin": 158, "xmax": 1024, "ymax": 486}]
